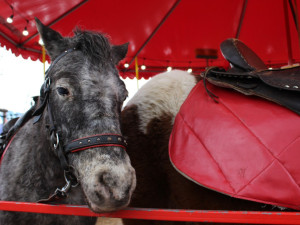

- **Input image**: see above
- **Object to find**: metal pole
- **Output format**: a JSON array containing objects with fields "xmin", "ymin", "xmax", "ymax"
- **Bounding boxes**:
[
  {"xmin": 283, "ymin": 0, "xmax": 293, "ymax": 65},
  {"xmin": 235, "ymin": 0, "xmax": 248, "ymax": 39},
  {"xmin": 1, "ymin": 201, "xmax": 300, "ymax": 224},
  {"xmin": 288, "ymin": 0, "xmax": 300, "ymax": 53}
]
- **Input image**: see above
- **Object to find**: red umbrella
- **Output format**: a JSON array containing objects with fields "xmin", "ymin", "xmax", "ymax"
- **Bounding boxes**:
[{"xmin": 0, "ymin": 0, "xmax": 299, "ymax": 79}]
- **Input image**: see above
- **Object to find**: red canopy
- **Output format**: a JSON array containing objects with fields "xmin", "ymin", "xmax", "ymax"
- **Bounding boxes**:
[{"xmin": 0, "ymin": 0, "xmax": 300, "ymax": 79}]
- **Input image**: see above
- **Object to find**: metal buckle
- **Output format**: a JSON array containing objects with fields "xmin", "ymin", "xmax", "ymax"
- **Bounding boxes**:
[
  {"xmin": 55, "ymin": 179, "xmax": 71, "ymax": 198},
  {"xmin": 65, "ymin": 169, "xmax": 79, "ymax": 188},
  {"xmin": 45, "ymin": 77, "xmax": 51, "ymax": 89},
  {"xmin": 54, "ymin": 170, "xmax": 74, "ymax": 198},
  {"xmin": 53, "ymin": 132, "xmax": 60, "ymax": 149}
]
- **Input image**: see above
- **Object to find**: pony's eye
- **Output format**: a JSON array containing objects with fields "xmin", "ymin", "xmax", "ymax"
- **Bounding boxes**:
[{"xmin": 57, "ymin": 87, "xmax": 69, "ymax": 96}]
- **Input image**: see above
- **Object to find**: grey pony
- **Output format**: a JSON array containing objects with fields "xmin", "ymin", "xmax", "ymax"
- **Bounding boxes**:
[{"xmin": 0, "ymin": 18, "xmax": 136, "ymax": 225}]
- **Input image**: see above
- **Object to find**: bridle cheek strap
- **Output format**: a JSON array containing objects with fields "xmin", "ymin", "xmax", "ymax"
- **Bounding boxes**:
[{"xmin": 64, "ymin": 134, "xmax": 127, "ymax": 154}]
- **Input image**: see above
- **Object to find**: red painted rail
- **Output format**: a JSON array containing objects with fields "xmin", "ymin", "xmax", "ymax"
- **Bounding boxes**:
[{"xmin": 0, "ymin": 201, "xmax": 300, "ymax": 224}]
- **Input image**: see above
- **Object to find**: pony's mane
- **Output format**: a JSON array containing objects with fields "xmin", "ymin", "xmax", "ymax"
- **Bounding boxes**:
[{"xmin": 71, "ymin": 29, "xmax": 112, "ymax": 65}]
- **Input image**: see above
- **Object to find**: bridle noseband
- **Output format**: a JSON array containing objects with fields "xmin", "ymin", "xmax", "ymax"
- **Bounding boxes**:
[
  {"xmin": 32, "ymin": 48, "xmax": 127, "ymax": 203},
  {"xmin": 65, "ymin": 134, "xmax": 127, "ymax": 153}
]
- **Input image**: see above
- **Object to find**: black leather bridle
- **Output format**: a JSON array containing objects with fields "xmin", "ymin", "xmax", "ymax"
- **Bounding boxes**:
[{"xmin": 31, "ymin": 48, "xmax": 127, "ymax": 203}]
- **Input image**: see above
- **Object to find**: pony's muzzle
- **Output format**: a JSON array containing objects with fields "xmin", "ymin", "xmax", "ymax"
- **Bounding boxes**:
[
  {"xmin": 86, "ymin": 163, "xmax": 136, "ymax": 212},
  {"xmin": 97, "ymin": 168, "xmax": 135, "ymax": 207}
]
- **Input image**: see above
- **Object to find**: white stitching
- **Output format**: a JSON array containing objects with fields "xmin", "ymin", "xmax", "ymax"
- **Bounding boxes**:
[{"xmin": 232, "ymin": 39, "xmax": 255, "ymax": 70}]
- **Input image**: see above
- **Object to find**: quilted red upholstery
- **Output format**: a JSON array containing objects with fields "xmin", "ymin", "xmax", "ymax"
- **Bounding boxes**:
[{"xmin": 169, "ymin": 81, "xmax": 300, "ymax": 210}]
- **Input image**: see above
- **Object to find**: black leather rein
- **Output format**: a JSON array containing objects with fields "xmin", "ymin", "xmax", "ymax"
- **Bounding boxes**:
[{"xmin": 29, "ymin": 48, "xmax": 127, "ymax": 203}]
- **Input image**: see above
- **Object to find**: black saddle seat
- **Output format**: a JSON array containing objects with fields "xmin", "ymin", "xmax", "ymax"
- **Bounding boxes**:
[
  {"xmin": 220, "ymin": 38, "xmax": 267, "ymax": 71},
  {"xmin": 203, "ymin": 38, "xmax": 300, "ymax": 115}
]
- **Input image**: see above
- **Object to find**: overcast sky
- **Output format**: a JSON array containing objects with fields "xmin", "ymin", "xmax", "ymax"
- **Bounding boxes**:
[{"xmin": 0, "ymin": 46, "xmax": 148, "ymax": 114}]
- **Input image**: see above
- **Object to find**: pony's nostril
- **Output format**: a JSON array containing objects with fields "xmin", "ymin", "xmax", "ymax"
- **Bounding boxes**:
[
  {"xmin": 95, "ymin": 192, "xmax": 105, "ymax": 203},
  {"xmin": 99, "ymin": 173, "xmax": 105, "ymax": 184},
  {"xmin": 113, "ymin": 196, "xmax": 130, "ymax": 208},
  {"xmin": 98, "ymin": 172, "xmax": 114, "ymax": 187},
  {"xmin": 124, "ymin": 185, "xmax": 131, "ymax": 195}
]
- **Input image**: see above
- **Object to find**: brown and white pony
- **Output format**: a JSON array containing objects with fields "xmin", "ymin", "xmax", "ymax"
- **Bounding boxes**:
[{"xmin": 121, "ymin": 70, "xmax": 291, "ymax": 225}]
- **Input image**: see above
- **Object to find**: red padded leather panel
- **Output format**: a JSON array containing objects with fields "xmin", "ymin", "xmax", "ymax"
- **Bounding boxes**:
[{"xmin": 169, "ymin": 81, "xmax": 300, "ymax": 210}]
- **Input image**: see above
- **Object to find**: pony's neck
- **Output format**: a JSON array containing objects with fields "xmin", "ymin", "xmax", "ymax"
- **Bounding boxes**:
[
  {"xmin": 0, "ymin": 116, "xmax": 66, "ymax": 202},
  {"xmin": 27, "ymin": 117, "xmax": 67, "ymax": 185}
]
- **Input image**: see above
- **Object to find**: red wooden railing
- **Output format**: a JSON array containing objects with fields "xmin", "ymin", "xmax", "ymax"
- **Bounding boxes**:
[{"xmin": 0, "ymin": 201, "xmax": 300, "ymax": 224}]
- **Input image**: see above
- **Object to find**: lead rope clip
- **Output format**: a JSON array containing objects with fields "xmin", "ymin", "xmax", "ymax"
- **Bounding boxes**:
[{"xmin": 54, "ymin": 171, "xmax": 72, "ymax": 198}]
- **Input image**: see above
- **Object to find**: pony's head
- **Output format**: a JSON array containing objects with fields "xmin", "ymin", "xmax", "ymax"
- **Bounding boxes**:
[{"xmin": 35, "ymin": 18, "xmax": 136, "ymax": 212}]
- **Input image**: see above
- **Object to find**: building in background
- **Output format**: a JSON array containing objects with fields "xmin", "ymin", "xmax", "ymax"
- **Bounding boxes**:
[{"xmin": 0, "ymin": 109, "xmax": 23, "ymax": 133}]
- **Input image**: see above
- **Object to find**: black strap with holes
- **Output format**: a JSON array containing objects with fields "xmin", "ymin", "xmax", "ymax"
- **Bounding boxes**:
[{"xmin": 64, "ymin": 134, "xmax": 127, "ymax": 153}]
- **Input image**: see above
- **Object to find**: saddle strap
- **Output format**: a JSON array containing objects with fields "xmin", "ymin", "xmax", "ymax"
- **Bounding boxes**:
[{"xmin": 204, "ymin": 67, "xmax": 300, "ymax": 115}]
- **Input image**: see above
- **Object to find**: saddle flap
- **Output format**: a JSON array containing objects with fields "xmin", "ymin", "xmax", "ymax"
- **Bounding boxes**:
[
  {"xmin": 257, "ymin": 66, "xmax": 300, "ymax": 91},
  {"xmin": 220, "ymin": 38, "xmax": 267, "ymax": 71},
  {"xmin": 205, "ymin": 67, "xmax": 300, "ymax": 115},
  {"xmin": 204, "ymin": 37, "xmax": 300, "ymax": 115},
  {"xmin": 169, "ymin": 81, "xmax": 300, "ymax": 210},
  {"xmin": 207, "ymin": 66, "xmax": 300, "ymax": 92}
]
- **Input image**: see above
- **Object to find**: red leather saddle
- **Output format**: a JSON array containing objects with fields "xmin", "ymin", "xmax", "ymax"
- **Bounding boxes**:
[{"xmin": 169, "ymin": 81, "xmax": 300, "ymax": 210}]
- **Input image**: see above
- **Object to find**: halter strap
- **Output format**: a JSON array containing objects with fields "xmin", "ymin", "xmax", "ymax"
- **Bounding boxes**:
[
  {"xmin": 64, "ymin": 134, "xmax": 127, "ymax": 153},
  {"xmin": 32, "ymin": 48, "xmax": 76, "ymax": 120}
]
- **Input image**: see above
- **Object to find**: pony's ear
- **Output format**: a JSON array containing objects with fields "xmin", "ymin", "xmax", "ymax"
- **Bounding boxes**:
[
  {"xmin": 35, "ymin": 18, "xmax": 67, "ymax": 60},
  {"xmin": 112, "ymin": 43, "xmax": 129, "ymax": 64}
]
